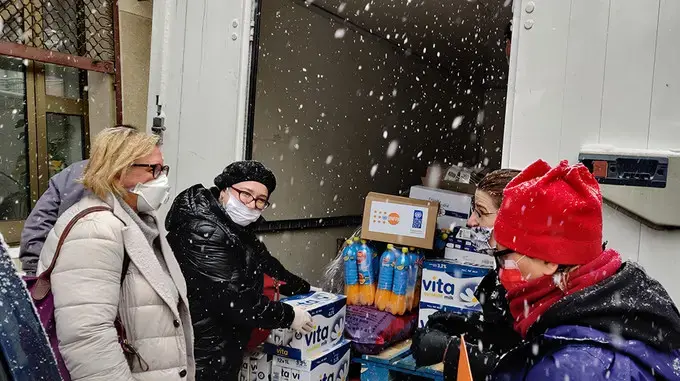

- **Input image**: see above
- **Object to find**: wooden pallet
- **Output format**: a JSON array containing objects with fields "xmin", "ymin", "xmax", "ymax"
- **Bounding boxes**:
[{"xmin": 352, "ymin": 340, "xmax": 444, "ymax": 381}]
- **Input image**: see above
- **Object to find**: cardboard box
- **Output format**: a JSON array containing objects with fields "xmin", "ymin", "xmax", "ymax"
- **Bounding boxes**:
[
  {"xmin": 361, "ymin": 192, "xmax": 439, "ymax": 249},
  {"xmin": 239, "ymin": 355, "xmax": 249, "ymax": 381},
  {"xmin": 418, "ymin": 303, "xmax": 439, "ymax": 328},
  {"xmin": 444, "ymin": 228, "xmax": 495, "ymax": 268},
  {"xmin": 239, "ymin": 350, "xmax": 272, "ymax": 381},
  {"xmin": 265, "ymin": 292, "xmax": 346, "ymax": 360},
  {"xmin": 420, "ymin": 260, "xmax": 491, "ymax": 316},
  {"xmin": 271, "ymin": 340, "xmax": 351, "ymax": 381},
  {"xmin": 409, "ymin": 186, "xmax": 472, "ymax": 230},
  {"xmin": 250, "ymin": 351, "xmax": 273, "ymax": 381}
]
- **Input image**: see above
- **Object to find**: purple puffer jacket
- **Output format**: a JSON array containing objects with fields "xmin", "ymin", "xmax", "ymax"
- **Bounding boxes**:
[
  {"xmin": 492, "ymin": 324, "xmax": 680, "ymax": 381},
  {"xmin": 19, "ymin": 160, "xmax": 88, "ymax": 275}
]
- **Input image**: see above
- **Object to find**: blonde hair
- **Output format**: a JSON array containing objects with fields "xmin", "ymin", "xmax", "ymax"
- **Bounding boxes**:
[{"xmin": 82, "ymin": 127, "xmax": 159, "ymax": 199}]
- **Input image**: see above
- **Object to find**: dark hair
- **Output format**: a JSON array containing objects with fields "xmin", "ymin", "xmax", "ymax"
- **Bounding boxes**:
[
  {"xmin": 504, "ymin": 21, "xmax": 512, "ymax": 41},
  {"xmin": 476, "ymin": 169, "xmax": 521, "ymax": 209}
]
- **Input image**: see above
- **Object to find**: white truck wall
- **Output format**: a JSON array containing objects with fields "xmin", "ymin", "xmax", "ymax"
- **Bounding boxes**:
[
  {"xmin": 253, "ymin": 1, "xmax": 484, "ymax": 220},
  {"xmin": 504, "ymin": 0, "xmax": 680, "ymax": 302},
  {"xmin": 149, "ymin": 0, "xmax": 253, "ymax": 220}
]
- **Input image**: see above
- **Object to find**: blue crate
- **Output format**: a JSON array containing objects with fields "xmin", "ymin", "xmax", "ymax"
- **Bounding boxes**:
[{"xmin": 352, "ymin": 340, "xmax": 444, "ymax": 381}]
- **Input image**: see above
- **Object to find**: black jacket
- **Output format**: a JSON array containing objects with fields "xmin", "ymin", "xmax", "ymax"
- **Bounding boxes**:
[
  {"xmin": 412, "ymin": 268, "xmax": 521, "ymax": 380},
  {"xmin": 165, "ymin": 185, "xmax": 310, "ymax": 380},
  {"xmin": 492, "ymin": 261, "xmax": 680, "ymax": 380}
]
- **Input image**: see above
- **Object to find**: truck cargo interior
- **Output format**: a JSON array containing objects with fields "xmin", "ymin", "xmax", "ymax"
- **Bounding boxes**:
[{"xmin": 250, "ymin": 0, "xmax": 512, "ymax": 285}]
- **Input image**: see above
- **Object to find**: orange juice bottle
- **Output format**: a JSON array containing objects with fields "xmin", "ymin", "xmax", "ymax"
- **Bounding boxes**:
[
  {"xmin": 374, "ymin": 244, "xmax": 396, "ymax": 311},
  {"xmin": 343, "ymin": 239, "xmax": 360, "ymax": 305},
  {"xmin": 388, "ymin": 248, "xmax": 410, "ymax": 315},
  {"xmin": 357, "ymin": 240, "xmax": 376, "ymax": 305}
]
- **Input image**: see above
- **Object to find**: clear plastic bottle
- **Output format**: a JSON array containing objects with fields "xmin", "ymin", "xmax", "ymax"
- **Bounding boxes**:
[
  {"xmin": 356, "ymin": 240, "xmax": 376, "ymax": 305},
  {"xmin": 405, "ymin": 248, "xmax": 419, "ymax": 312},
  {"xmin": 374, "ymin": 244, "xmax": 396, "ymax": 311},
  {"xmin": 388, "ymin": 247, "xmax": 410, "ymax": 315},
  {"xmin": 411, "ymin": 251, "xmax": 424, "ymax": 311},
  {"xmin": 342, "ymin": 239, "xmax": 360, "ymax": 305},
  {"xmin": 371, "ymin": 243, "xmax": 381, "ymax": 284}
]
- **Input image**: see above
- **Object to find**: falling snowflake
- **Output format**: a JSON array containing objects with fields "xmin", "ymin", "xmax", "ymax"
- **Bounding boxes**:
[
  {"xmin": 386, "ymin": 140, "xmax": 399, "ymax": 158},
  {"xmin": 452, "ymin": 116, "xmax": 464, "ymax": 130}
]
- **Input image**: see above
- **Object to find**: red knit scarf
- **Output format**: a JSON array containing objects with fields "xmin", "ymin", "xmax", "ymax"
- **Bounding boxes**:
[{"xmin": 506, "ymin": 249, "xmax": 622, "ymax": 338}]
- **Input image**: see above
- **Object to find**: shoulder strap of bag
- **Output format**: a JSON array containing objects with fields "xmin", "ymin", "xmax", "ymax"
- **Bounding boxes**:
[
  {"xmin": 121, "ymin": 251, "xmax": 131, "ymax": 285},
  {"xmin": 32, "ymin": 206, "xmax": 118, "ymax": 300}
]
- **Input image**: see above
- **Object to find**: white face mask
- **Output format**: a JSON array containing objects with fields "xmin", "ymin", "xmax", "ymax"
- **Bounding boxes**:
[
  {"xmin": 223, "ymin": 188, "xmax": 262, "ymax": 226},
  {"xmin": 129, "ymin": 174, "xmax": 171, "ymax": 212}
]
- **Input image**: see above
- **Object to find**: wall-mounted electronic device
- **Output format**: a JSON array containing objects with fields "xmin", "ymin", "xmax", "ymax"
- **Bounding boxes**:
[{"xmin": 579, "ymin": 145, "xmax": 680, "ymax": 229}]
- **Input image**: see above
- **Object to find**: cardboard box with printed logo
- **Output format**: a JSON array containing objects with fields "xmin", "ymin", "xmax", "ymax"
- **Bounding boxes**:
[
  {"xmin": 418, "ymin": 259, "xmax": 491, "ymax": 326},
  {"xmin": 271, "ymin": 339, "xmax": 351, "ymax": 381},
  {"xmin": 264, "ymin": 291, "xmax": 346, "ymax": 360},
  {"xmin": 409, "ymin": 185, "xmax": 472, "ymax": 230},
  {"xmin": 360, "ymin": 192, "xmax": 439, "ymax": 249},
  {"xmin": 238, "ymin": 350, "xmax": 272, "ymax": 381},
  {"xmin": 443, "ymin": 228, "xmax": 495, "ymax": 268}
]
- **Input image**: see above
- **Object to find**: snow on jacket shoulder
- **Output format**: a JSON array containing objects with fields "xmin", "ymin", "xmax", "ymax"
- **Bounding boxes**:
[
  {"xmin": 38, "ymin": 194, "xmax": 195, "ymax": 381},
  {"xmin": 492, "ymin": 262, "xmax": 680, "ymax": 381}
]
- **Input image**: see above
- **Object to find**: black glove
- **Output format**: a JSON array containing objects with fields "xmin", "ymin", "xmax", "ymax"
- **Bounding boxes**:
[
  {"xmin": 443, "ymin": 337, "xmax": 501, "ymax": 381},
  {"xmin": 411, "ymin": 328, "xmax": 452, "ymax": 367},
  {"xmin": 426, "ymin": 310, "xmax": 483, "ymax": 337}
]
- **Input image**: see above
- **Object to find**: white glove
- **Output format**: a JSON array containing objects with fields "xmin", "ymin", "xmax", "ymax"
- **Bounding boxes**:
[{"xmin": 291, "ymin": 306, "xmax": 314, "ymax": 333}]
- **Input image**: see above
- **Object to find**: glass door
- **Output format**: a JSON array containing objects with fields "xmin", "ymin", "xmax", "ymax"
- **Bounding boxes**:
[
  {"xmin": 0, "ymin": 59, "xmax": 89, "ymax": 244},
  {"xmin": 36, "ymin": 62, "xmax": 89, "ymax": 181},
  {"xmin": 0, "ymin": 57, "xmax": 33, "ymax": 244}
]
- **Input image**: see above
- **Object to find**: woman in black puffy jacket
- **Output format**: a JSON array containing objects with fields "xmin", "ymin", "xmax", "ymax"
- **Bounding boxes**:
[
  {"xmin": 412, "ymin": 169, "xmax": 522, "ymax": 380},
  {"xmin": 165, "ymin": 161, "xmax": 313, "ymax": 381}
]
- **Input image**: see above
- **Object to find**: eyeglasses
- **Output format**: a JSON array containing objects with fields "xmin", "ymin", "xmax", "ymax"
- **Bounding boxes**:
[
  {"xmin": 472, "ymin": 207, "xmax": 497, "ymax": 220},
  {"xmin": 232, "ymin": 187, "xmax": 271, "ymax": 211},
  {"xmin": 131, "ymin": 163, "xmax": 170, "ymax": 179},
  {"xmin": 492, "ymin": 248, "xmax": 515, "ymax": 267}
]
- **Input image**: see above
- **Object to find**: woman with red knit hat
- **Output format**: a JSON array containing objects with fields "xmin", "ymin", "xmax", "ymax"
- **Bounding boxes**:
[{"xmin": 490, "ymin": 159, "xmax": 680, "ymax": 380}]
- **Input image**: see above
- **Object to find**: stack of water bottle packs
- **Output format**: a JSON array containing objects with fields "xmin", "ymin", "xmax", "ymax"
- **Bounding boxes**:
[{"xmin": 343, "ymin": 237, "xmax": 423, "ymax": 316}]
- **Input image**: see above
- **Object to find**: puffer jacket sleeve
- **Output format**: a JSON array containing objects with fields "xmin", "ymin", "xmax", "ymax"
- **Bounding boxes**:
[
  {"xmin": 522, "ymin": 345, "xmax": 631, "ymax": 381},
  {"xmin": 255, "ymin": 238, "xmax": 311, "ymax": 296},
  {"xmin": 20, "ymin": 175, "xmax": 62, "ymax": 275},
  {"xmin": 48, "ymin": 213, "xmax": 134, "ymax": 381},
  {"xmin": 171, "ymin": 219, "xmax": 296, "ymax": 330},
  {"xmin": 20, "ymin": 161, "xmax": 87, "ymax": 276}
]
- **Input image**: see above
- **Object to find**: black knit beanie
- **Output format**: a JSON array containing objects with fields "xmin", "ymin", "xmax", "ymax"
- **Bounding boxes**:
[{"xmin": 214, "ymin": 160, "xmax": 277, "ymax": 194}]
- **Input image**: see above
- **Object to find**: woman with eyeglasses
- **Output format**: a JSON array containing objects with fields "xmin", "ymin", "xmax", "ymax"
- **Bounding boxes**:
[
  {"xmin": 37, "ymin": 127, "xmax": 195, "ymax": 380},
  {"xmin": 20, "ymin": 125, "xmax": 138, "ymax": 276},
  {"xmin": 413, "ymin": 169, "xmax": 523, "ymax": 380},
  {"xmin": 489, "ymin": 160, "xmax": 680, "ymax": 380},
  {"xmin": 165, "ymin": 160, "xmax": 313, "ymax": 381}
]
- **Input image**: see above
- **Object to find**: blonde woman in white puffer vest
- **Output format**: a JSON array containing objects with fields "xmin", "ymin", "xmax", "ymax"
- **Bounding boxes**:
[{"xmin": 38, "ymin": 127, "xmax": 194, "ymax": 381}]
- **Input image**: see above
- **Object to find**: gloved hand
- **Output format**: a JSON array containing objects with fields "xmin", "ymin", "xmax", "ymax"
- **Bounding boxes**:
[
  {"xmin": 412, "ymin": 328, "xmax": 453, "ymax": 367},
  {"xmin": 291, "ymin": 306, "xmax": 314, "ymax": 333}
]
